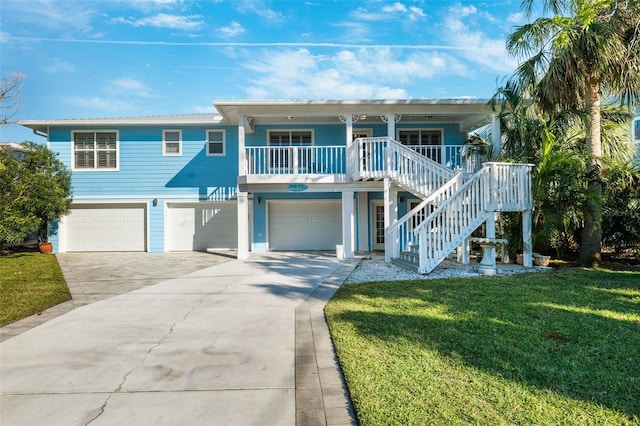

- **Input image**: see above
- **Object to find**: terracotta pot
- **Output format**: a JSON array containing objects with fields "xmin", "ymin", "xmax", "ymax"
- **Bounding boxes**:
[{"xmin": 38, "ymin": 242, "xmax": 53, "ymax": 254}]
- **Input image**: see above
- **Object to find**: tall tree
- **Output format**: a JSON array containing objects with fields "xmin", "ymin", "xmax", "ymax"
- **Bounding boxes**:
[{"xmin": 506, "ymin": 0, "xmax": 640, "ymax": 266}]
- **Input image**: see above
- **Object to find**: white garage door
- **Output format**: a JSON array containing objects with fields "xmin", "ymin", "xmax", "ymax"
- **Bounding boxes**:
[
  {"xmin": 166, "ymin": 202, "xmax": 237, "ymax": 251},
  {"xmin": 64, "ymin": 204, "xmax": 146, "ymax": 252},
  {"xmin": 268, "ymin": 200, "xmax": 341, "ymax": 251}
]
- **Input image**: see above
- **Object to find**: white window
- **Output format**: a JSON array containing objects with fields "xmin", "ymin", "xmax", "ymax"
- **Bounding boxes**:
[
  {"xmin": 267, "ymin": 130, "xmax": 313, "ymax": 169},
  {"xmin": 633, "ymin": 117, "xmax": 640, "ymax": 143},
  {"xmin": 398, "ymin": 129, "xmax": 444, "ymax": 162},
  {"xmin": 163, "ymin": 130, "xmax": 182, "ymax": 156},
  {"xmin": 73, "ymin": 131, "xmax": 118, "ymax": 170},
  {"xmin": 206, "ymin": 129, "xmax": 226, "ymax": 156}
]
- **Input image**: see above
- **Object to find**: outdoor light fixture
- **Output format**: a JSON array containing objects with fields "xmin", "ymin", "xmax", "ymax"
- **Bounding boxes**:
[
  {"xmin": 257, "ymin": 197, "xmax": 262, "ymax": 204},
  {"xmin": 153, "ymin": 198, "xmax": 158, "ymax": 206}
]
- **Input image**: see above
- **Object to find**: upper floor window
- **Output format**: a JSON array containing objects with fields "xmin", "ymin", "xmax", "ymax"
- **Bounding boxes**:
[
  {"xmin": 398, "ymin": 129, "xmax": 443, "ymax": 163},
  {"xmin": 73, "ymin": 131, "xmax": 118, "ymax": 170},
  {"xmin": 633, "ymin": 117, "xmax": 639, "ymax": 143},
  {"xmin": 207, "ymin": 129, "xmax": 226, "ymax": 156},
  {"xmin": 163, "ymin": 130, "xmax": 181, "ymax": 156},
  {"xmin": 268, "ymin": 130, "xmax": 313, "ymax": 146}
]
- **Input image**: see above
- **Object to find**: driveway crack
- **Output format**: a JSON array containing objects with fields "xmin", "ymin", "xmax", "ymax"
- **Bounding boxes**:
[{"xmin": 84, "ymin": 294, "xmax": 208, "ymax": 425}]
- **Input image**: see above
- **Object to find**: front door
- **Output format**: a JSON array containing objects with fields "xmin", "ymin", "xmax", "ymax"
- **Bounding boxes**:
[{"xmin": 371, "ymin": 201, "xmax": 385, "ymax": 251}]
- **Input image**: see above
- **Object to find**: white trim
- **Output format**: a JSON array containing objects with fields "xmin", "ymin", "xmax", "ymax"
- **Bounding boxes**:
[
  {"xmin": 162, "ymin": 129, "xmax": 182, "ymax": 156},
  {"xmin": 70, "ymin": 193, "xmax": 238, "ymax": 201},
  {"xmin": 206, "ymin": 128, "xmax": 226, "ymax": 156},
  {"xmin": 633, "ymin": 116, "xmax": 640, "ymax": 143},
  {"xmin": 357, "ymin": 192, "xmax": 369, "ymax": 251},
  {"xmin": 71, "ymin": 130, "xmax": 120, "ymax": 171}
]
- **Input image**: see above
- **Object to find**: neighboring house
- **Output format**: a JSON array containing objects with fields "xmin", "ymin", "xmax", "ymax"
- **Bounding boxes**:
[
  {"xmin": 0, "ymin": 142, "xmax": 29, "ymax": 160},
  {"xmin": 19, "ymin": 99, "xmax": 534, "ymax": 272}
]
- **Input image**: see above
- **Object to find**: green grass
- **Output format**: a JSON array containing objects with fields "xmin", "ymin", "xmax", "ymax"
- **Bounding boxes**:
[
  {"xmin": 0, "ymin": 252, "xmax": 71, "ymax": 326},
  {"xmin": 325, "ymin": 267, "xmax": 640, "ymax": 425}
]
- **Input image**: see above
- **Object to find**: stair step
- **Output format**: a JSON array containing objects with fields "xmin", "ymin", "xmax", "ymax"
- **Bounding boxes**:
[
  {"xmin": 400, "ymin": 250, "xmax": 419, "ymax": 262},
  {"xmin": 391, "ymin": 257, "xmax": 419, "ymax": 273}
]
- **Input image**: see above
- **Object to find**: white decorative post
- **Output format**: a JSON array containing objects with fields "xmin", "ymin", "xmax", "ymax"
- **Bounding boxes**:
[
  {"xmin": 383, "ymin": 177, "xmax": 397, "ymax": 263},
  {"xmin": 341, "ymin": 190, "xmax": 355, "ymax": 258},
  {"xmin": 522, "ymin": 209, "xmax": 533, "ymax": 267},
  {"xmin": 237, "ymin": 192, "xmax": 249, "ymax": 260}
]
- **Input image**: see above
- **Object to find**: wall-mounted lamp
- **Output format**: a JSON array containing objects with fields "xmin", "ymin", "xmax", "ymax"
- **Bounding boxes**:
[
  {"xmin": 153, "ymin": 198, "xmax": 158, "ymax": 206},
  {"xmin": 257, "ymin": 197, "xmax": 262, "ymax": 204},
  {"xmin": 399, "ymin": 196, "xmax": 405, "ymax": 203}
]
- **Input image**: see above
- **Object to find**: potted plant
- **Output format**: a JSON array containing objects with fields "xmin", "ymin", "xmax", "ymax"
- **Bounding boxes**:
[{"xmin": 37, "ymin": 223, "xmax": 53, "ymax": 254}]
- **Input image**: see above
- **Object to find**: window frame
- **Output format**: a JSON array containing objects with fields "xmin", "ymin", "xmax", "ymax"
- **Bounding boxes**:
[
  {"xmin": 633, "ymin": 117, "xmax": 640, "ymax": 144},
  {"xmin": 162, "ymin": 129, "xmax": 182, "ymax": 156},
  {"xmin": 396, "ymin": 128, "xmax": 444, "ymax": 146},
  {"xmin": 71, "ymin": 130, "xmax": 119, "ymax": 171},
  {"xmin": 206, "ymin": 129, "xmax": 226, "ymax": 157},
  {"xmin": 266, "ymin": 129, "xmax": 314, "ymax": 170}
]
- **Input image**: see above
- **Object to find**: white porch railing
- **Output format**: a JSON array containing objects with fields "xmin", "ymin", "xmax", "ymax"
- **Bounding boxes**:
[
  {"xmin": 245, "ymin": 146, "xmax": 346, "ymax": 175},
  {"xmin": 246, "ymin": 139, "xmax": 464, "ymax": 177},
  {"xmin": 387, "ymin": 162, "xmax": 533, "ymax": 273},
  {"xmin": 346, "ymin": 137, "xmax": 457, "ymax": 197}
]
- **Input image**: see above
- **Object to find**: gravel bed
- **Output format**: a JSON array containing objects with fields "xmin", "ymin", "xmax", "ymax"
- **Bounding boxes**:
[{"xmin": 345, "ymin": 256, "xmax": 549, "ymax": 283}]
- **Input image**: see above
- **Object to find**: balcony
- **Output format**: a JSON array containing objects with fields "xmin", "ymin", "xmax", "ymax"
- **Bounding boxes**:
[{"xmin": 241, "ymin": 143, "xmax": 466, "ymax": 184}]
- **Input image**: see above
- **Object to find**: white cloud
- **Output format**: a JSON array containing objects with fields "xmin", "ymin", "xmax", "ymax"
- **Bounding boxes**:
[
  {"xmin": 111, "ymin": 78, "xmax": 154, "ymax": 98},
  {"xmin": 235, "ymin": 0, "xmax": 286, "ymax": 24},
  {"xmin": 113, "ymin": 13, "xmax": 203, "ymax": 31},
  {"xmin": 3, "ymin": 0, "xmax": 97, "ymax": 34},
  {"xmin": 441, "ymin": 5, "xmax": 516, "ymax": 73},
  {"xmin": 63, "ymin": 96, "xmax": 138, "ymax": 113},
  {"xmin": 43, "ymin": 58, "xmax": 75, "ymax": 74},
  {"xmin": 242, "ymin": 47, "xmax": 467, "ymax": 99},
  {"xmin": 217, "ymin": 21, "xmax": 245, "ymax": 37}
]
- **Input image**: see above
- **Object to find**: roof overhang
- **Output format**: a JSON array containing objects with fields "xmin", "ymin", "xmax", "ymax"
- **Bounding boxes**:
[
  {"xmin": 213, "ymin": 99, "xmax": 494, "ymax": 131},
  {"xmin": 18, "ymin": 114, "xmax": 223, "ymax": 135}
]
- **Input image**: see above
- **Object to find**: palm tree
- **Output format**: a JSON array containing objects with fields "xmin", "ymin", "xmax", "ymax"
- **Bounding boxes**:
[{"xmin": 506, "ymin": 0, "xmax": 640, "ymax": 266}]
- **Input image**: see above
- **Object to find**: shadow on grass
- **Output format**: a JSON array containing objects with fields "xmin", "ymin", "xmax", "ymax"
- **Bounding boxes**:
[{"xmin": 328, "ymin": 268, "xmax": 640, "ymax": 419}]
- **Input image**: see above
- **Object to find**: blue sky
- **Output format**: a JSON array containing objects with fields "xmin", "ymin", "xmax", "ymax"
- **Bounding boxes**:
[{"xmin": 1, "ymin": 0, "xmax": 531, "ymax": 142}]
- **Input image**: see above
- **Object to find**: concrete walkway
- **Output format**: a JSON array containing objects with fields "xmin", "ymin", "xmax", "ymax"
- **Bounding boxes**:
[{"xmin": 0, "ymin": 252, "xmax": 358, "ymax": 426}]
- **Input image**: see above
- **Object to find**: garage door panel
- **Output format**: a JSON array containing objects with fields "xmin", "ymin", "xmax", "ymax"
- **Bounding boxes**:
[
  {"xmin": 268, "ymin": 201, "xmax": 341, "ymax": 251},
  {"xmin": 65, "ymin": 204, "xmax": 146, "ymax": 252},
  {"xmin": 167, "ymin": 202, "xmax": 237, "ymax": 251}
]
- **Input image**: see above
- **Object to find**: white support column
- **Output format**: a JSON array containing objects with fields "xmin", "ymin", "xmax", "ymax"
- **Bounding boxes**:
[
  {"xmin": 486, "ymin": 213, "xmax": 496, "ymax": 239},
  {"xmin": 237, "ymin": 192, "xmax": 249, "ymax": 260},
  {"xmin": 357, "ymin": 192, "xmax": 369, "ymax": 251},
  {"xmin": 341, "ymin": 190, "xmax": 355, "ymax": 259},
  {"xmin": 345, "ymin": 114, "xmax": 353, "ymax": 146},
  {"xmin": 238, "ymin": 115, "xmax": 247, "ymax": 175},
  {"xmin": 491, "ymin": 113, "xmax": 501, "ymax": 160},
  {"xmin": 386, "ymin": 114, "xmax": 396, "ymax": 139},
  {"xmin": 457, "ymin": 237, "xmax": 471, "ymax": 264},
  {"xmin": 522, "ymin": 209, "xmax": 533, "ymax": 268},
  {"xmin": 383, "ymin": 178, "xmax": 397, "ymax": 262}
]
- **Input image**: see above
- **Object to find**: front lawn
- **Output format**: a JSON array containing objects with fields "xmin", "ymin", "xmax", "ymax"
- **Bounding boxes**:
[
  {"xmin": 0, "ymin": 252, "xmax": 71, "ymax": 326},
  {"xmin": 325, "ymin": 267, "xmax": 640, "ymax": 425}
]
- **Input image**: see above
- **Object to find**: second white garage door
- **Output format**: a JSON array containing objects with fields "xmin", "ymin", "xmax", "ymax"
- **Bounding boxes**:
[
  {"xmin": 268, "ymin": 200, "xmax": 341, "ymax": 251},
  {"xmin": 166, "ymin": 202, "xmax": 237, "ymax": 251}
]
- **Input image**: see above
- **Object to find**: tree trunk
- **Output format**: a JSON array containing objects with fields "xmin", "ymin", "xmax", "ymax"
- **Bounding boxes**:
[{"xmin": 579, "ymin": 78, "xmax": 602, "ymax": 267}]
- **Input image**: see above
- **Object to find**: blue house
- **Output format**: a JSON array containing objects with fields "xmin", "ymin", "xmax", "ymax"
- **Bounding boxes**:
[{"xmin": 20, "ymin": 99, "xmax": 534, "ymax": 273}]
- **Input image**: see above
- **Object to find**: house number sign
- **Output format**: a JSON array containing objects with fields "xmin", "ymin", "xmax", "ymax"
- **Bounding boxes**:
[{"xmin": 287, "ymin": 184, "xmax": 308, "ymax": 192}]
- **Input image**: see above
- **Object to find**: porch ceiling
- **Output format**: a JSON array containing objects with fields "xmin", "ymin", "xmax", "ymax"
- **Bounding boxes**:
[{"xmin": 213, "ymin": 99, "xmax": 493, "ymax": 131}]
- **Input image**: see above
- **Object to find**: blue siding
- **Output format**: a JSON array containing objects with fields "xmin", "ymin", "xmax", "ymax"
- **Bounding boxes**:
[{"xmin": 49, "ymin": 125, "xmax": 238, "ymax": 198}]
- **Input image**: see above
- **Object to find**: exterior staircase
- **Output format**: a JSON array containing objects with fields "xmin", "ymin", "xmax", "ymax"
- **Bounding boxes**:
[{"xmin": 349, "ymin": 137, "xmax": 533, "ymax": 274}]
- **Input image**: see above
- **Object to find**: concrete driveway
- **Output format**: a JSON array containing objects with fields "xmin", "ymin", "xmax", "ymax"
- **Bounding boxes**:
[{"xmin": 0, "ymin": 252, "xmax": 358, "ymax": 425}]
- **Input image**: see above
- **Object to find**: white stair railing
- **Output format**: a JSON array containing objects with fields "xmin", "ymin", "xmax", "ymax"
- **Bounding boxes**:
[
  {"xmin": 387, "ymin": 162, "xmax": 533, "ymax": 273},
  {"xmin": 349, "ymin": 137, "xmax": 455, "ymax": 197}
]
